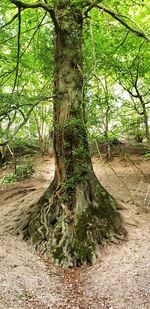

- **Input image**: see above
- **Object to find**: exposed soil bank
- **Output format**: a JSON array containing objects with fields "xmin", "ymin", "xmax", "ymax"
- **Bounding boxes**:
[{"xmin": 0, "ymin": 150, "xmax": 149, "ymax": 308}]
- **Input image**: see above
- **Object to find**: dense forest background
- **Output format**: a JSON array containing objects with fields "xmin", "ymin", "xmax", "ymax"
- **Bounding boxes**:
[{"xmin": 0, "ymin": 0, "xmax": 149, "ymax": 159}]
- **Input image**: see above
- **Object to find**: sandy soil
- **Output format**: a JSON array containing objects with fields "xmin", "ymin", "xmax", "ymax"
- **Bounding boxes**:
[{"xmin": 0, "ymin": 150, "xmax": 150, "ymax": 309}]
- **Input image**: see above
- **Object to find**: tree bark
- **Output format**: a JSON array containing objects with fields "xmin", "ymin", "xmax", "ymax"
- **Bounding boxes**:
[
  {"xmin": 22, "ymin": 3, "xmax": 126, "ymax": 266},
  {"xmin": 141, "ymin": 102, "xmax": 150, "ymax": 145},
  {"xmin": 134, "ymin": 86, "xmax": 150, "ymax": 145}
]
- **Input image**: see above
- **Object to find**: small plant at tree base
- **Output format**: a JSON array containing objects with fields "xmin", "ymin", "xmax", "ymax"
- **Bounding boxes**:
[
  {"xmin": 0, "ymin": 161, "xmax": 35, "ymax": 186},
  {"xmin": 142, "ymin": 151, "xmax": 150, "ymax": 158},
  {"xmin": 15, "ymin": 164, "xmax": 35, "ymax": 180},
  {"xmin": 0, "ymin": 173, "xmax": 18, "ymax": 186}
]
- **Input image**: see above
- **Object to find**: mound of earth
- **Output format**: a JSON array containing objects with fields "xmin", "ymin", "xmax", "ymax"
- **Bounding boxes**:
[{"xmin": 0, "ymin": 150, "xmax": 149, "ymax": 308}]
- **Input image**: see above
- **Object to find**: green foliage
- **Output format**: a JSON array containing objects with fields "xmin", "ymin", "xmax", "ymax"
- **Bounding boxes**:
[
  {"xmin": 65, "ymin": 163, "xmax": 88, "ymax": 188},
  {"xmin": 0, "ymin": 0, "xmax": 149, "ymax": 148},
  {"xmin": 0, "ymin": 159, "xmax": 35, "ymax": 186},
  {"xmin": 142, "ymin": 151, "xmax": 150, "ymax": 158},
  {"xmin": 0, "ymin": 173, "xmax": 18, "ymax": 185},
  {"xmin": 15, "ymin": 162, "xmax": 35, "ymax": 180},
  {"xmin": 72, "ymin": 239, "xmax": 93, "ymax": 264},
  {"xmin": 11, "ymin": 137, "xmax": 38, "ymax": 152},
  {"xmin": 17, "ymin": 292, "xmax": 32, "ymax": 301},
  {"xmin": 63, "ymin": 116, "xmax": 89, "ymax": 190}
]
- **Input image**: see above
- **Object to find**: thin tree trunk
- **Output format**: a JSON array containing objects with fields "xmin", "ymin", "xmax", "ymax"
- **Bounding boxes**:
[
  {"xmin": 136, "ymin": 87, "xmax": 150, "ymax": 144},
  {"xmin": 142, "ymin": 104, "xmax": 150, "ymax": 145}
]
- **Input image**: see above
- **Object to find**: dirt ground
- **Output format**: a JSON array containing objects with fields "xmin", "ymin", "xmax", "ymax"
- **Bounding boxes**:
[{"xmin": 0, "ymin": 145, "xmax": 150, "ymax": 309}]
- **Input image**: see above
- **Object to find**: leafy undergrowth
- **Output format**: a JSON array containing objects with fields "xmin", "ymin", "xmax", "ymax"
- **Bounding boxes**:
[
  {"xmin": 142, "ymin": 151, "xmax": 150, "ymax": 157},
  {"xmin": 0, "ymin": 160, "xmax": 35, "ymax": 186}
]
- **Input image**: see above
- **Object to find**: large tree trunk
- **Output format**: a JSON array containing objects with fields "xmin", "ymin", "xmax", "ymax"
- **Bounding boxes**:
[{"xmin": 23, "ymin": 4, "xmax": 126, "ymax": 266}]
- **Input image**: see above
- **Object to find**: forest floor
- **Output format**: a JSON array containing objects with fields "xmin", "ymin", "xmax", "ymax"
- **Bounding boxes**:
[{"xmin": 0, "ymin": 143, "xmax": 150, "ymax": 309}]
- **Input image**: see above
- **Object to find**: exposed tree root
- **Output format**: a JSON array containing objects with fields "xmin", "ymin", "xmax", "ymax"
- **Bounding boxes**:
[
  {"xmin": 0, "ymin": 173, "xmax": 126, "ymax": 267},
  {"xmin": 18, "ymin": 173, "xmax": 127, "ymax": 267}
]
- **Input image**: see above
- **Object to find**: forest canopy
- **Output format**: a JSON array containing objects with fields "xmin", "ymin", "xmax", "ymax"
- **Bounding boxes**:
[{"xmin": 0, "ymin": 0, "xmax": 149, "ymax": 150}]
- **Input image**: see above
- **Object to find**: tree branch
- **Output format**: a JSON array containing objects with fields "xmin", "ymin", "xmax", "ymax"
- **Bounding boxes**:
[
  {"xmin": 83, "ymin": 1, "xmax": 100, "ymax": 18},
  {"xmin": 0, "ymin": 12, "xmax": 19, "ymax": 31},
  {"xmin": 96, "ymin": 4, "xmax": 149, "ymax": 41},
  {"xmin": 20, "ymin": 12, "xmax": 47, "ymax": 61},
  {"xmin": 0, "ymin": 95, "xmax": 54, "ymax": 146},
  {"xmin": 12, "ymin": 6, "xmax": 21, "ymax": 93},
  {"xmin": 1, "ymin": 12, "xmax": 47, "ymax": 88},
  {"xmin": 10, "ymin": 0, "xmax": 51, "ymax": 11},
  {"xmin": 113, "ymin": 31, "xmax": 129, "ymax": 52},
  {"xmin": 10, "ymin": 0, "xmax": 59, "ymax": 29}
]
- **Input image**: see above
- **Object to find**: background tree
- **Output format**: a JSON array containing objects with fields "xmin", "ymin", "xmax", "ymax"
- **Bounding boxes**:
[
  {"xmin": 114, "ymin": 42, "xmax": 150, "ymax": 144},
  {"xmin": 0, "ymin": 0, "xmax": 54, "ymax": 158}
]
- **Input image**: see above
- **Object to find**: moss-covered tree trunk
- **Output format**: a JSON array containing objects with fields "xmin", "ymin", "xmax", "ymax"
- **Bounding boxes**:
[{"xmin": 24, "ymin": 3, "xmax": 126, "ymax": 266}]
